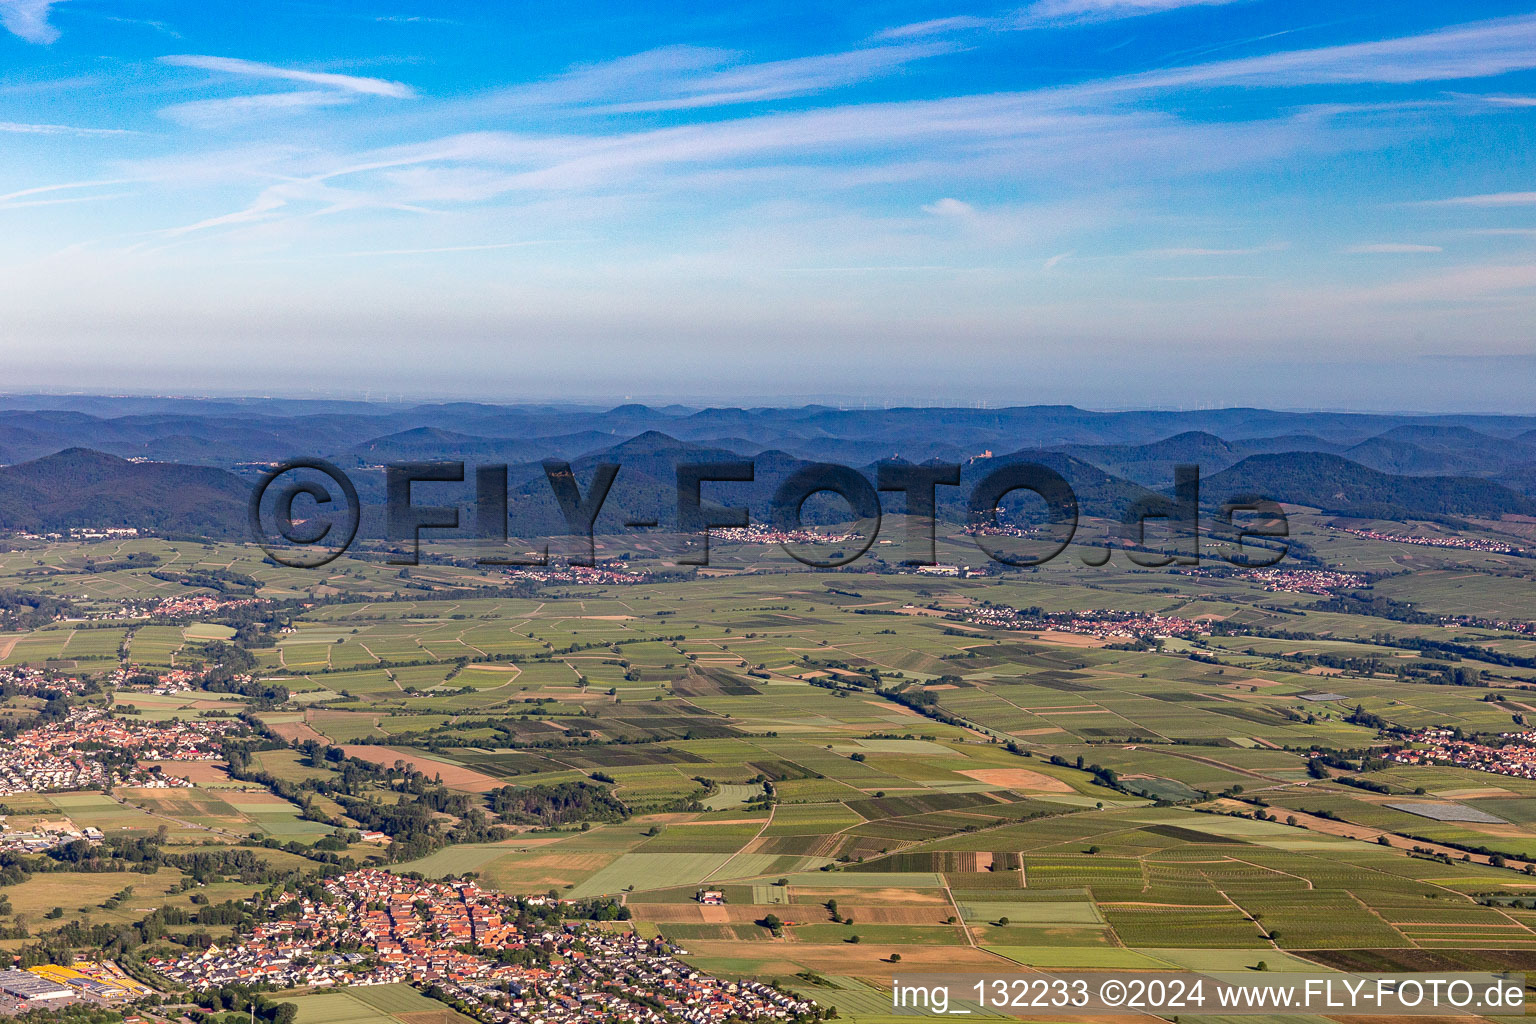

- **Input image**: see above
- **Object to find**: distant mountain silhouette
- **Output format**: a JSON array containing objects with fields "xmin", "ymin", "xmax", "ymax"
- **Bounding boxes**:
[
  {"xmin": 0, "ymin": 449, "xmax": 249, "ymax": 535},
  {"xmin": 0, "ymin": 423, "xmax": 64, "ymax": 465},
  {"xmin": 0, "ymin": 396, "xmax": 1534, "ymax": 543},
  {"xmin": 1202, "ymin": 452, "xmax": 1535, "ymax": 519},
  {"xmin": 1230, "ymin": 433, "xmax": 1345, "ymax": 456},
  {"xmin": 490, "ymin": 432, "xmax": 1161, "ymax": 541},
  {"xmin": 2, "ymin": 398, "xmax": 1535, "ymax": 473},
  {"xmin": 1497, "ymin": 461, "xmax": 1536, "ymax": 498},
  {"xmin": 501, "ymin": 432, "xmax": 796, "ymax": 540},
  {"xmin": 341, "ymin": 427, "xmax": 619, "ymax": 467},
  {"xmin": 1341, "ymin": 425, "xmax": 1531, "ymax": 477},
  {"xmin": 956, "ymin": 448, "xmax": 1157, "ymax": 519},
  {"xmin": 1053, "ymin": 431, "xmax": 1247, "ymax": 486}
]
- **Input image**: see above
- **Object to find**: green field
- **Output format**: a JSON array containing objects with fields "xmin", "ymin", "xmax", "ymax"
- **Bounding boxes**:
[
  {"xmin": 0, "ymin": 520, "xmax": 1535, "ymax": 1020},
  {"xmin": 288, "ymin": 985, "xmax": 476, "ymax": 1024}
]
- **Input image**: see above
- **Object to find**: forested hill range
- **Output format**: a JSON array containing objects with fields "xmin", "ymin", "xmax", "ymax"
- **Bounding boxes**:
[
  {"xmin": 1, "ymin": 395, "xmax": 1535, "ymax": 467},
  {"xmin": 0, "ymin": 398, "xmax": 1533, "ymax": 535}
]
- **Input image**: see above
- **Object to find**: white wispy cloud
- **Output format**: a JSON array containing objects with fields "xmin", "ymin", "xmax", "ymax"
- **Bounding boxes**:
[
  {"xmin": 867, "ymin": 13, "xmax": 1536, "ymax": 105},
  {"xmin": 1344, "ymin": 242, "xmax": 1442, "ymax": 253},
  {"xmin": 100, "ymin": 12, "xmax": 1536, "ymax": 265},
  {"xmin": 0, "ymin": 179, "xmax": 128, "ymax": 204},
  {"xmin": 0, "ymin": 191, "xmax": 129, "ymax": 210},
  {"xmin": 0, "ymin": 0, "xmax": 66, "ymax": 44},
  {"xmin": 1016, "ymin": 0, "xmax": 1244, "ymax": 28},
  {"xmin": 922, "ymin": 198, "xmax": 975, "ymax": 216},
  {"xmin": 160, "ymin": 91, "xmax": 358, "ymax": 125},
  {"xmin": 485, "ymin": 41, "xmax": 959, "ymax": 114},
  {"xmin": 877, "ymin": 16, "xmax": 995, "ymax": 40},
  {"xmin": 1470, "ymin": 94, "xmax": 1536, "ymax": 107},
  {"xmin": 1082, "ymin": 13, "xmax": 1536, "ymax": 92},
  {"xmin": 122, "ymin": 95, "xmax": 1357, "ymax": 243},
  {"xmin": 1424, "ymin": 191, "xmax": 1536, "ymax": 207},
  {"xmin": 371, "ymin": 101, "xmax": 1289, "ymax": 193},
  {"xmin": 0, "ymin": 179, "xmax": 133, "ymax": 211},
  {"xmin": 150, "ymin": 171, "xmax": 436, "ymax": 241},
  {"xmin": 879, "ymin": 0, "xmax": 1241, "ymax": 38},
  {"xmin": 159, "ymin": 55, "xmax": 417, "ymax": 98},
  {"xmin": 374, "ymin": 15, "xmax": 461, "ymax": 25},
  {"xmin": 101, "ymin": 14, "xmax": 180, "ymax": 38},
  {"xmin": 0, "ymin": 120, "xmax": 132, "ymax": 136}
]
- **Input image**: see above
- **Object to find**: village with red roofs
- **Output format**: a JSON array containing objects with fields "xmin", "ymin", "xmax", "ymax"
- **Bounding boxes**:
[{"xmin": 152, "ymin": 870, "xmax": 817, "ymax": 1024}]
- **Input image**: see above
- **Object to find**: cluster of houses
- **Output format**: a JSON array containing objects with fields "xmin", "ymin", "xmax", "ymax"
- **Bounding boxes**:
[
  {"xmin": 1440, "ymin": 614, "xmax": 1536, "ymax": 637},
  {"xmin": 952, "ymin": 604, "xmax": 1207, "ymax": 640},
  {"xmin": 963, "ymin": 520, "xmax": 1044, "ymax": 539},
  {"xmin": 1335, "ymin": 526, "xmax": 1524, "ymax": 556},
  {"xmin": 152, "ymin": 594, "xmax": 267, "ymax": 617},
  {"xmin": 11, "ymin": 527, "xmax": 143, "ymax": 542},
  {"xmin": 502, "ymin": 563, "xmax": 651, "ymax": 586},
  {"xmin": 1241, "ymin": 567, "xmax": 1366, "ymax": 595},
  {"xmin": 69, "ymin": 527, "xmax": 142, "ymax": 540},
  {"xmin": 1387, "ymin": 728, "xmax": 1536, "ymax": 779},
  {"xmin": 108, "ymin": 666, "xmax": 201, "ymax": 694},
  {"xmin": 33, "ymin": 706, "xmax": 238, "ymax": 761},
  {"xmin": 0, "ymin": 707, "xmax": 238, "ymax": 795},
  {"xmin": 715, "ymin": 525, "xmax": 860, "ymax": 545},
  {"xmin": 102, "ymin": 594, "xmax": 266, "ymax": 620},
  {"xmin": 151, "ymin": 869, "xmax": 817, "ymax": 1024},
  {"xmin": 0, "ymin": 665, "xmax": 90, "ymax": 695}
]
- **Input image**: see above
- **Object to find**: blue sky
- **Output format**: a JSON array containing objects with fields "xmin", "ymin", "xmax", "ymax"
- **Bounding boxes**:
[{"xmin": 1, "ymin": 0, "xmax": 1534, "ymax": 409}]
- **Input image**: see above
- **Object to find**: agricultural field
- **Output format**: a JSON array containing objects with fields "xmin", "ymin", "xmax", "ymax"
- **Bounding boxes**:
[
  {"xmin": 287, "ymin": 984, "xmax": 477, "ymax": 1024},
  {"xmin": 0, "ymin": 518, "xmax": 1534, "ymax": 1022}
]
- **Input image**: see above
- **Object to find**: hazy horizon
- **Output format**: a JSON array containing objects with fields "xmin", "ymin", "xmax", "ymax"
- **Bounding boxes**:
[{"xmin": 1, "ymin": 378, "xmax": 1535, "ymax": 417}]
